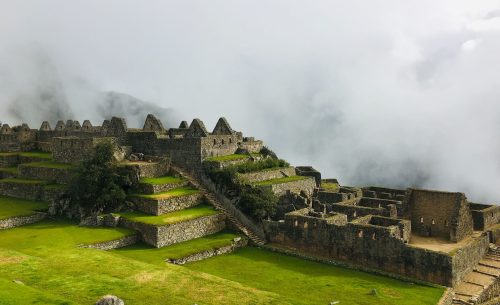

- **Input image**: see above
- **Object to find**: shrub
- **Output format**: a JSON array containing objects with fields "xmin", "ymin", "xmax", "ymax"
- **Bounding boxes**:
[
  {"xmin": 237, "ymin": 186, "xmax": 278, "ymax": 220},
  {"xmin": 68, "ymin": 143, "xmax": 131, "ymax": 217}
]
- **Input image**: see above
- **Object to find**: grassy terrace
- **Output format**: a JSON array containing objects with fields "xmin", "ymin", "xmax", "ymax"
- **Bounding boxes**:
[
  {"xmin": 22, "ymin": 161, "xmax": 75, "ymax": 169},
  {"xmin": 205, "ymin": 153, "xmax": 249, "ymax": 162},
  {"xmin": 321, "ymin": 180, "xmax": 340, "ymax": 192},
  {"xmin": 0, "ymin": 167, "xmax": 18, "ymax": 174},
  {"xmin": 0, "ymin": 196, "xmax": 49, "ymax": 220},
  {"xmin": 131, "ymin": 186, "xmax": 199, "ymax": 200},
  {"xmin": 254, "ymin": 175, "xmax": 307, "ymax": 186},
  {"xmin": 140, "ymin": 175, "xmax": 185, "ymax": 185},
  {"xmin": 0, "ymin": 151, "xmax": 52, "ymax": 159},
  {"xmin": 0, "ymin": 219, "xmax": 444, "ymax": 304},
  {"xmin": 114, "ymin": 231, "xmax": 239, "ymax": 262},
  {"xmin": 42, "ymin": 183, "xmax": 68, "ymax": 191},
  {"xmin": 0, "ymin": 178, "xmax": 48, "ymax": 184},
  {"xmin": 118, "ymin": 204, "xmax": 218, "ymax": 226}
]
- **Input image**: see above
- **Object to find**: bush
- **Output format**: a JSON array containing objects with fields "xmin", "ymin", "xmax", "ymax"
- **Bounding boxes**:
[
  {"xmin": 237, "ymin": 186, "xmax": 278, "ymax": 220},
  {"xmin": 68, "ymin": 143, "xmax": 131, "ymax": 217}
]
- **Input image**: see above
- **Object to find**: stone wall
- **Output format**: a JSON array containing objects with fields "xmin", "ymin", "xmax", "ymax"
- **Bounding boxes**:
[
  {"xmin": 451, "ymin": 232, "xmax": 490, "ymax": 286},
  {"xmin": 405, "ymin": 189, "xmax": 474, "ymax": 242},
  {"xmin": 18, "ymin": 166, "xmax": 75, "ymax": 184},
  {"xmin": 135, "ymin": 180, "xmax": 189, "ymax": 194},
  {"xmin": 130, "ymin": 192, "xmax": 203, "ymax": 216},
  {"xmin": 0, "ymin": 154, "xmax": 19, "ymax": 167},
  {"xmin": 0, "ymin": 181, "xmax": 44, "ymax": 200},
  {"xmin": 0, "ymin": 212, "xmax": 47, "ymax": 229},
  {"xmin": 436, "ymin": 289, "xmax": 454, "ymax": 305},
  {"xmin": 470, "ymin": 203, "xmax": 500, "ymax": 231},
  {"xmin": 168, "ymin": 237, "xmax": 248, "ymax": 265},
  {"xmin": 52, "ymin": 137, "xmax": 118, "ymax": 163},
  {"xmin": 264, "ymin": 210, "xmax": 456, "ymax": 286},
  {"xmin": 258, "ymin": 176, "xmax": 316, "ymax": 196},
  {"xmin": 120, "ymin": 213, "xmax": 226, "ymax": 248},
  {"xmin": 81, "ymin": 234, "xmax": 139, "ymax": 250},
  {"xmin": 236, "ymin": 167, "xmax": 296, "ymax": 183}
]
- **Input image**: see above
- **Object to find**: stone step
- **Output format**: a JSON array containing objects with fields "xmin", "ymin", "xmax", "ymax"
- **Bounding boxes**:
[{"xmin": 171, "ymin": 166, "xmax": 267, "ymax": 246}]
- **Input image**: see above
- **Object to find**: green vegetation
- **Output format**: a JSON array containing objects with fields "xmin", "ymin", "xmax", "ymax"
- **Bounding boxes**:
[
  {"xmin": 22, "ymin": 161, "xmax": 75, "ymax": 170},
  {"xmin": 0, "ymin": 220, "xmax": 443, "ymax": 305},
  {"xmin": 0, "ymin": 167, "xmax": 18, "ymax": 174},
  {"xmin": 42, "ymin": 183, "xmax": 68, "ymax": 191},
  {"xmin": 322, "ymin": 180, "xmax": 340, "ymax": 192},
  {"xmin": 140, "ymin": 175, "xmax": 185, "ymax": 185},
  {"xmin": 0, "ymin": 196, "xmax": 48, "ymax": 219},
  {"xmin": 68, "ymin": 143, "xmax": 131, "ymax": 217},
  {"xmin": 118, "ymin": 204, "xmax": 218, "ymax": 226},
  {"xmin": 114, "ymin": 231, "xmax": 239, "ymax": 263},
  {"xmin": 18, "ymin": 151, "xmax": 52, "ymax": 159},
  {"xmin": 131, "ymin": 186, "xmax": 199, "ymax": 200},
  {"xmin": 254, "ymin": 175, "xmax": 307, "ymax": 186},
  {"xmin": 0, "ymin": 178, "xmax": 48, "ymax": 184},
  {"xmin": 187, "ymin": 247, "xmax": 445, "ymax": 305},
  {"xmin": 205, "ymin": 154, "xmax": 249, "ymax": 162},
  {"xmin": 238, "ymin": 187, "xmax": 278, "ymax": 219}
]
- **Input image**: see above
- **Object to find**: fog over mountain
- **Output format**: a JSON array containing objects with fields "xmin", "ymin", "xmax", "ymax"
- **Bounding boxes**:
[{"xmin": 1, "ymin": 1, "xmax": 500, "ymax": 203}]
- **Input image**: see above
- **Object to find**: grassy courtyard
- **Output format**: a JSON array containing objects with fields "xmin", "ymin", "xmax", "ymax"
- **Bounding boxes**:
[
  {"xmin": 0, "ymin": 219, "xmax": 444, "ymax": 305},
  {"xmin": 0, "ymin": 196, "xmax": 48, "ymax": 220},
  {"xmin": 118, "ymin": 204, "xmax": 218, "ymax": 226}
]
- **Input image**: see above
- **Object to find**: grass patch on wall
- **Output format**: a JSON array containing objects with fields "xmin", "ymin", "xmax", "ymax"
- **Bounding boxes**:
[
  {"xmin": 131, "ymin": 186, "xmax": 199, "ymax": 200},
  {"xmin": 139, "ymin": 175, "xmax": 185, "ymax": 185},
  {"xmin": 253, "ymin": 176, "xmax": 307, "ymax": 186},
  {"xmin": 118, "ymin": 204, "xmax": 218, "ymax": 226},
  {"xmin": 0, "ymin": 196, "xmax": 49, "ymax": 219},
  {"xmin": 0, "ymin": 167, "xmax": 18, "ymax": 174}
]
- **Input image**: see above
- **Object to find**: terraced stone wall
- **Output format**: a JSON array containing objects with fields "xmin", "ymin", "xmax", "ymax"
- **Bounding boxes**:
[
  {"xmin": 130, "ymin": 192, "xmax": 202, "ymax": 215},
  {"xmin": 236, "ymin": 167, "xmax": 296, "ymax": 183},
  {"xmin": 18, "ymin": 166, "xmax": 75, "ymax": 184},
  {"xmin": 0, "ymin": 182, "xmax": 43, "ymax": 200},
  {"xmin": 451, "ymin": 233, "xmax": 490, "ymax": 287},
  {"xmin": 0, "ymin": 212, "xmax": 47, "ymax": 229}
]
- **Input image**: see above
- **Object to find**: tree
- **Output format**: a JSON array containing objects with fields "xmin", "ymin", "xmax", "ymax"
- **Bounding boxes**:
[
  {"xmin": 69, "ymin": 142, "xmax": 131, "ymax": 217},
  {"xmin": 237, "ymin": 186, "xmax": 278, "ymax": 220}
]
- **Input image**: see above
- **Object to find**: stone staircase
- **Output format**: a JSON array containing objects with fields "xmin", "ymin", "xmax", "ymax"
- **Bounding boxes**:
[
  {"xmin": 452, "ymin": 245, "xmax": 500, "ymax": 305},
  {"xmin": 171, "ymin": 165, "xmax": 266, "ymax": 246}
]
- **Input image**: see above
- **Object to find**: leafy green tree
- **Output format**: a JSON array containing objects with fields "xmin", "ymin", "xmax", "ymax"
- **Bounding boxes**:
[
  {"xmin": 69, "ymin": 143, "xmax": 131, "ymax": 217},
  {"xmin": 237, "ymin": 186, "xmax": 278, "ymax": 220}
]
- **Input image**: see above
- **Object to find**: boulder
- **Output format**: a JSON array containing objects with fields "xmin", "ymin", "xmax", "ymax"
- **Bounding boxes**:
[{"xmin": 95, "ymin": 295, "xmax": 124, "ymax": 305}]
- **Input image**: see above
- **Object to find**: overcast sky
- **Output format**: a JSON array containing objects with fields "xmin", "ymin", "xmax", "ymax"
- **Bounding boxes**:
[{"xmin": 1, "ymin": 1, "xmax": 500, "ymax": 203}]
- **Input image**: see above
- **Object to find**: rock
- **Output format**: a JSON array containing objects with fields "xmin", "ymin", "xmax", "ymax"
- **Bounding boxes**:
[
  {"xmin": 369, "ymin": 288, "xmax": 377, "ymax": 296},
  {"xmin": 95, "ymin": 295, "xmax": 125, "ymax": 305},
  {"xmin": 12, "ymin": 279, "xmax": 24, "ymax": 285},
  {"xmin": 128, "ymin": 154, "xmax": 139, "ymax": 161}
]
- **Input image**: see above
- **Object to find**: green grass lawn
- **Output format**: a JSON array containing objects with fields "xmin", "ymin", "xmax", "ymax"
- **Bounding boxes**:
[
  {"xmin": 205, "ymin": 154, "xmax": 249, "ymax": 162},
  {"xmin": 187, "ymin": 247, "xmax": 445, "ymax": 305},
  {"xmin": 254, "ymin": 175, "xmax": 307, "ymax": 186},
  {"xmin": 131, "ymin": 186, "xmax": 199, "ymax": 200},
  {"xmin": 0, "ymin": 196, "xmax": 49, "ymax": 220},
  {"xmin": 0, "ymin": 178, "xmax": 48, "ymax": 185},
  {"xmin": 139, "ymin": 175, "xmax": 185, "ymax": 185},
  {"xmin": 22, "ymin": 161, "xmax": 75, "ymax": 170},
  {"xmin": 118, "ymin": 204, "xmax": 218, "ymax": 226},
  {"xmin": 0, "ymin": 220, "xmax": 283, "ymax": 305},
  {"xmin": 114, "ymin": 231, "xmax": 239, "ymax": 263}
]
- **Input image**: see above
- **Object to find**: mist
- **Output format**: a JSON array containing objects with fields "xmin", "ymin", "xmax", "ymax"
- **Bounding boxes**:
[{"xmin": 1, "ymin": 1, "xmax": 500, "ymax": 203}]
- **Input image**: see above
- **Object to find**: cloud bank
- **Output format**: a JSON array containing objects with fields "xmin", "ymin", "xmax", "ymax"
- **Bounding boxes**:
[{"xmin": 1, "ymin": 0, "xmax": 500, "ymax": 202}]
